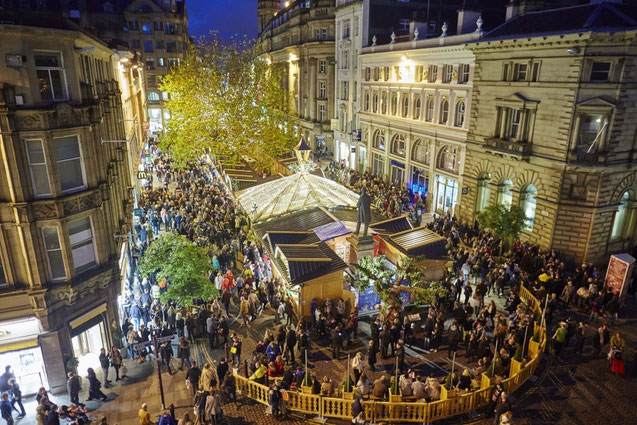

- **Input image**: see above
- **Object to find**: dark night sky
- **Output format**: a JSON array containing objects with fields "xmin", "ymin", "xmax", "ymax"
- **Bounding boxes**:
[{"xmin": 186, "ymin": 0, "xmax": 263, "ymax": 41}]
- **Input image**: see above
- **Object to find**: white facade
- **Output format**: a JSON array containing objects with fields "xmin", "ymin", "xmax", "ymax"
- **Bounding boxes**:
[
  {"xmin": 358, "ymin": 31, "xmax": 481, "ymax": 215},
  {"xmin": 334, "ymin": 0, "xmax": 365, "ymax": 170}
]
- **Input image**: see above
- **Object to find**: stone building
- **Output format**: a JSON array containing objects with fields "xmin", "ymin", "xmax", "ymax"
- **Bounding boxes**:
[
  {"xmin": 0, "ymin": 0, "xmax": 190, "ymax": 135},
  {"xmin": 358, "ymin": 22, "xmax": 484, "ymax": 214},
  {"xmin": 0, "ymin": 16, "xmax": 134, "ymax": 394},
  {"xmin": 458, "ymin": 2, "xmax": 637, "ymax": 262},
  {"xmin": 256, "ymin": 0, "xmax": 337, "ymax": 152}
]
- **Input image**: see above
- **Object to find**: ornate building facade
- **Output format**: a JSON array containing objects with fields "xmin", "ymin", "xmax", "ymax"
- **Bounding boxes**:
[
  {"xmin": 257, "ymin": 0, "xmax": 336, "ymax": 152},
  {"xmin": 359, "ymin": 25, "xmax": 483, "ymax": 214},
  {"xmin": 0, "ymin": 18, "xmax": 134, "ymax": 393},
  {"xmin": 458, "ymin": 2, "xmax": 637, "ymax": 262}
]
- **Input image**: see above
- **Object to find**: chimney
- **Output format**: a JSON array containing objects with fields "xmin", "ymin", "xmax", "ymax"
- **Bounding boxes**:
[{"xmin": 457, "ymin": 8, "xmax": 482, "ymax": 35}]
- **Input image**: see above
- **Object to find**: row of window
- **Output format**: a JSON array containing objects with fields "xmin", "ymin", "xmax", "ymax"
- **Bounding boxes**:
[
  {"xmin": 363, "ymin": 91, "xmax": 466, "ymax": 127},
  {"xmin": 127, "ymin": 20, "xmax": 183, "ymax": 35},
  {"xmin": 131, "ymin": 39, "xmax": 186, "ymax": 53},
  {"xmin": 370, "ymin": 143, "xmax": 459, "ymax": 178},
  {"xmin": 147, "ymin": 91, "xmax": 170, "ymax": 104},
  {"xmin": 501, "ymin": 60, "xmax": 614, "ymax": 83},
  {"xmin": 26, "ymin": 136, "xmax": 86, "ymax": 197},
  {"xmin": 364, "ymin": 63, "xmax": 470, "ymax": 84},
  {"xmin": 475, "ymin": 176, "xmax": 538, "ymax": 230},
  {"xmin": 369, "ymin": 131, "xmax": 459, "ymax": 173}
]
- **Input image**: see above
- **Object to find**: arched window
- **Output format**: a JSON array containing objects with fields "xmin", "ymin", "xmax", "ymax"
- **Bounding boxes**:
[
  {"xmin": 426, "ymin": 97, "xmax": 434, "ymax": 121},
  {"xmin": 381, "ymin": 92, "xmax": 387, "ymax": 114},
  {"xmin": 437, "ymin": 145, "xmax": 459, "ymax": 173},
  {"xmin": 521, "ymin": 184, "xmax": 537, "ymax": 230},
  {"xmin": 373, "ymin": 93, "xmax": 379, "ymax": 113},
  {"xmin": 402, "ymin": 94, "xmax": 409, "ymax": 118},
  {"xmin": 411, "ymin": 139, "xmax": 430, "ymax": 165},
  {"xmin": 496, "ymin": 178, "xmax": 514, "ymax": 206},
  {"xmin": 148, "ymin": 91, "xmax": 160, "ymax": 103},
  {"xmin": 455, "ymin": 101, "xmax": 465, "ymax": 127},
  {"xmin": 439, "ymin": 99, "xmax": 449, "ymax": 124},
  {"xmin": 391, "ymin": 133, "xmax": 406, "ymax": 157},
  {"xmin": 611, "ymin": 190, "xmax": 637, "ymax": 240},
  {"xmin": 364, "ymin": 92, "xmax": 370, "ymax": 111},
  {"xmin": 391, "ymin": 93, "xmax": 398, "ymax": 115},
  {"xmin": 413, "ymin": 96, "xmax": 421, "ymax": 120},
  {"xmin": 372, "ymin": 130, "xmax": 386, "ymax": 150},
  {"xmin": 339, "ymin": 108, "xmax": 346, "ymax": 131},
  {"xmin": 476, "ymin": 173, "xmax": 491, "ymax": 213}
]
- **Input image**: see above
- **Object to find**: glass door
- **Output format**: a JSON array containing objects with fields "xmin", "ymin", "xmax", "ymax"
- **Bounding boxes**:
[{"xmin": 435, "ymin": 175, "xmax": 459, "ymax": 215}]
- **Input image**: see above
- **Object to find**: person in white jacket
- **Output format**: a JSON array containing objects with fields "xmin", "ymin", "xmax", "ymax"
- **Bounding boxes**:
[{"xmin": 205, "ymin": 390, "xmax": 222, "ymax": 423}]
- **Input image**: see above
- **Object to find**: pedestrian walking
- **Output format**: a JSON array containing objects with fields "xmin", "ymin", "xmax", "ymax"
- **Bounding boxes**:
[
  {"xmin": 138, "ymin": 403, "xmax": 152, "ymax": 425},
  {"xmin": 6, "ymin": 380, "xmax": 24, "ymax": 418},
  {"xmin": 99, "ymin": 348, "xmax": 112, "ymax": 388},
  {"xmin": 178, "ymin": 337, "xmax": 192, "ymax": 370},
  {"xmin": 1, "ymin": 393, "xmax": 13, "ymax": 425},
  {"xmin": 160, "ymin": 342, "xmax": 174, "ymax": 375},
  {"xmin": 186, "ymin": 362, "xmax": 201, "ymax": 397},
  {"xmin": 110, "ymin": 346, "xmax": 123, "ymax": 381},
  {"xmin": 86, "ymin": 368, "xmax": 108, "ymax": 401},
  {"xmin": 66, "ymin": 372, "xmax": 81, "ymax": 405}
]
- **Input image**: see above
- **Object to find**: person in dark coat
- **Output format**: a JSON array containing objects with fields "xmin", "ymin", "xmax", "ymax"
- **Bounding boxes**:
[
  {"xmin": 186, "ymin": 362, "xmax": 202, "ymax": 396},
  {"xmin": 367, "ymin": 340, "xmax": 377, "ymax": 371},
  {"xmin": 66, "ymin": 372, "xmax": 81, "ymax": 405},
  {"xmin": 285, "ymin": 326, "xmax": 297, "ymax": 364},
  {"xmin": 379, "ymin": 326, "xmax": 391, "ymax": 359},
  {"xmin": 159, "ymin": 342, "xmax": 173, "ymax": 375},
  {"xmin": 331, "ymin": 326, "xmax": 343, "ymax": 360},
  {"xmin": 216, "ymin": 360, "xmax": 229, "ymax": 386},
  {"xmin": 86, "ymin": 368, "xmax": 107, "ymax": 401}
]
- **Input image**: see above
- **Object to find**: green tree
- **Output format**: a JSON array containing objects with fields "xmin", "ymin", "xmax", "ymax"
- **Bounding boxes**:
[
  {"xmin": 138, "ymin": 233, "xmax": 217, "ymax": 305},
  {"xmin": 351, "ymin": 255, "xmax": 447, "ymax": 310},
  {"xmin": 159, "ymin": 34, "xmax": 297, "ymax": 168},
  {"xmin": 477, "ymin": 204, "xmax": 528, "ymax": 255}
]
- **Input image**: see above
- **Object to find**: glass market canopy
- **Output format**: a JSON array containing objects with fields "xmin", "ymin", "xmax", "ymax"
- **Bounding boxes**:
[{"xmin": 237, "ymin": 173, "xmax": 359, "ymax": 223}]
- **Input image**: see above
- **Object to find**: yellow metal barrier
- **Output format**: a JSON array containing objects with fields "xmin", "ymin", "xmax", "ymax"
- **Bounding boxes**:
[{"xmin": 233, "ymin": 285, "xmax": 547, "ymax": 423}]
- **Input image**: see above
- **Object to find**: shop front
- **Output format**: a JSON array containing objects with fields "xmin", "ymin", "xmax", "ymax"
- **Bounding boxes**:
[
  {"xmin": 390, "ymin": 160, "xmax": 406, "ymax": 186},
  {"xmin": 410, "ymin": 166, "xmax": 429, "ymax": 199},
  {"xmin": 435, "ymin": 174, "xmax": 459, "ymax": 215},
  {"xmin": 69, "ymin": 304, "xmax": 109, "ymax": 374},
  {"xmin": 0, "ymin": 317, "xmax": 49, "ymax": 395}
]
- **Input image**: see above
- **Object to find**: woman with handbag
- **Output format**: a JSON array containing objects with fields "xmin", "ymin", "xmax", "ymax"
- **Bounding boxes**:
[{"xmin": 110, "ymin": 346, "xmax": 123, "ymax": 381}]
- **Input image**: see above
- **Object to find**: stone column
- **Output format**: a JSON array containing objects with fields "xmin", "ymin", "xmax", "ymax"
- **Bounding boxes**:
[{"xmin": 40, "ymin": 330, "xmax": 67, "ymax": 394}]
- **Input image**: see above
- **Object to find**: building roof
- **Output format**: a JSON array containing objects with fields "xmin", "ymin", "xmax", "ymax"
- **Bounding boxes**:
[
  {"xmin": 275, "ymin": 242, "xmax": 348, "ymax": 286},
  {"xmin": 483, "ymin": 2, "xmax": 637, "ymax": 40},
  {"xmin": 262, "ymin": 231, "xmax": 320, "ymax": 253},
  {"xmin": 370, "ymin": 216, "xmax": 413, "ymax": 235},
  {"xmin": 389, "ymin": 227, "xmax": 447, "ymax": 257},
  {"xmin": 237, "ymin": 173, "xmax": 359, "ymax": 222}
]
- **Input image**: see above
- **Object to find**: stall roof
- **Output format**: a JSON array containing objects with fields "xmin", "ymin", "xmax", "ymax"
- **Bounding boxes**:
[
  {"xmin": 237, "ymin": 172, "xmax": 359, "ymax": 222},
  {"xmin": 388, "ymin": 227, "xmax": 447, "ymax": 258},
  {"xmin": 275, "ymin": 242, "xmax": 348, "ymax": 285},
  {"xmin": 370, "ymin": 216, "xmax": 413, "ymax": 235},
  {"xmin": 263, "ymin": 231, "xmax": 320, "ymax": 253}
]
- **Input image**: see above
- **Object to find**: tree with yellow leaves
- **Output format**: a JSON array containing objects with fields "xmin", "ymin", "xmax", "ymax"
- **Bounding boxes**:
[{"xmin": 159, "ymin": 35, "xmax": 297, "ymax": 167}]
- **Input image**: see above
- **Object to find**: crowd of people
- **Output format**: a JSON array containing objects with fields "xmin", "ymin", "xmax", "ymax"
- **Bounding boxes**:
[
  {"xmin": 2, "ymin": 147, "xmax": 635, "ymax": 425},
  {"xmin": 324, "ymin": 161, "xmax": 421, "ymax": 220}
]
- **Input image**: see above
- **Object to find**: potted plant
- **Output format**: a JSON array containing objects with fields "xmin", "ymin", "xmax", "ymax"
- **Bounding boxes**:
[
  {"xmin": 342, "ymin": 377, "xmax": 354, "ymax": 400},
  {"xmin": 481, "ymin": 364, "xmax": 496, "ymax": 389},
  {"xmin": 112, "ymin": 328, "xmax": 124, "ymax": 348},
  {"xmin": 440, "ymin": 373, "xmax": 456, "ymax": 400},
  {"xmin": 510, "ymin": 344, "xmax": 523, "ymax": 376},
  {"xmin": 64, "ymin": 354, "xmax": 79, "ymax": 374},
  {"xmin": 528, "ymin": 329, "xmax": 541, "ymax": 357},
  {"xmin": 389, "ymin": 376, "xmax": 401, "ymax": 402},
  {"xmin": 301, "ymin": 372, "xmax": 313, "ymax": 394}
]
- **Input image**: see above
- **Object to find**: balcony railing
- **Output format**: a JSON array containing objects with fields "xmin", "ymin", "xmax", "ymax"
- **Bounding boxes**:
[
  {"xmin": 483, "ymin": 138, "xmax": 532, "ymax": 158},
  {"xmin": 568, "ymin": 148, "xmax": 606, "ymax": 164}
]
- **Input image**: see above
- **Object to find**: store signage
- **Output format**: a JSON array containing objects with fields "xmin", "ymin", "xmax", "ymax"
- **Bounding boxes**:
[
  {"xmin": 390, "ymin": 160, "xmax": 405, "ymax": 169},
  {"xmin": 133, "ymin": 208, "xmax": 143, "ymax": 217},
  {"xmin": 604, "ymin": 253, "xmax": 635, "ymax": 302},
  {"xmin": 352, "ymin": 129, "xmax": 361, "ymax": 142},
  {"xmin": 462, "ymin": 187, "xmax": 469, "ymax": 195},
  {"xmin": 137, "ymin": 171, "xmax": 148, "ymax": 180}
]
